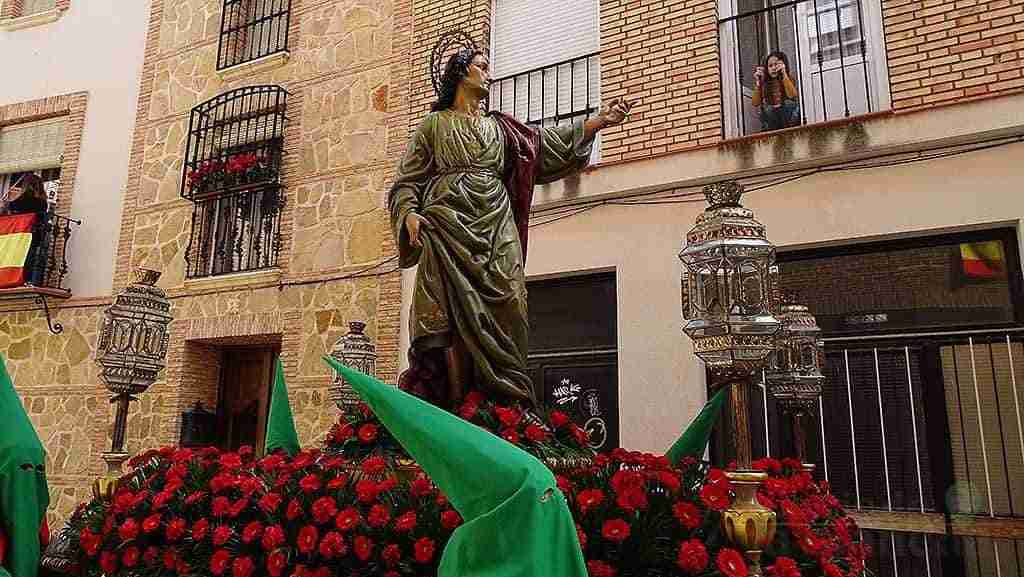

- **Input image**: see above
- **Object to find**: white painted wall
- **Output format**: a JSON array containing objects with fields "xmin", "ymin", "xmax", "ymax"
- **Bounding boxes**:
[{"xmin": 0, "ymin": 0, "xmax": 151, "ymax": 297}]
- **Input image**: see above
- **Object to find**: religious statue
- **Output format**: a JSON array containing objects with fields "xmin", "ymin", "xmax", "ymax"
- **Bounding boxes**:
[{"xmin": 390, "ymin": 42, "xmax": 633, "ymax": 409}]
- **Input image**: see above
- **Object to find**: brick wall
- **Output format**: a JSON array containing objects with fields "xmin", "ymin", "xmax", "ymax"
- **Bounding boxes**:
[
  {"xmin": 599, "ymin": 0, "xmax": 722, "ymax": 161},
  {"xmin": 0, "ymin": 0, "xmax": 24, "ymax": 18},
  {"xmin": 885, "ymin": 0, "xmax": 1024, "ymax": 108}
]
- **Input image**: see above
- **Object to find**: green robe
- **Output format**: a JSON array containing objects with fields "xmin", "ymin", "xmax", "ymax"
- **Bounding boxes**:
[
  {"xmin": 389, "ymin": 111, "xmax": 593, "ymax": 403},
  {"xmin": 0, "ymin": 355, "xmax": 49, "ymax": 577}
]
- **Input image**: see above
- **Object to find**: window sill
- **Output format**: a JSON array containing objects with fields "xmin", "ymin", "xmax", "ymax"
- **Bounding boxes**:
[
  {"xmin": 0, "ymin": 7, "xmax": 66, "ymax": 31},
  {"xmin": 184, "ymin": 268, "xmax": 281, "ymax": 292},
  {"xmin": 217, "ymin": 51, "xmax": 290, "ymax": 82}
]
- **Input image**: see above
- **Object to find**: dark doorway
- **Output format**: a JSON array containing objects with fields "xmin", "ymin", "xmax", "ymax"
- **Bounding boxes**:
[{"xmin": 216, "ymin": 347, "xmax": 277, "ymax": 453}]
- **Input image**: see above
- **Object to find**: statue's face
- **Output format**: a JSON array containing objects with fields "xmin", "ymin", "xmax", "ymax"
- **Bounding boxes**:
[{"xmin": 462, "ymin": 54, "xmax": 490, "ymax": 97}]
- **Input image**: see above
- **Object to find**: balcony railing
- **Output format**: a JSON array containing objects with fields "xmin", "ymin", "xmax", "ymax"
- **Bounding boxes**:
[
  {"xmin": 719, "ymin": 0, "xmax": 883, "ymax": 137},
  {"xmin": 490, "ymin": 53, "xmax": 601, "ymax": 130},
  {"xmin": 217, "ymin": 0, "xmax": 292, "ymax": 70},
  {"xmin": 0, "ymin": 212, "xmax": 78, "ymax": 296},
  {"xmin": 184, "ymin": 186, "xmax": 283, "ymax": 279}
]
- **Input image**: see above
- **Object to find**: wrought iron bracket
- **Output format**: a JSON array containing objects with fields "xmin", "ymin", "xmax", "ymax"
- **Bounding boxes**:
[{"xmin": 34, "ymin": 294, "xmax": 63, "ymax": 335}]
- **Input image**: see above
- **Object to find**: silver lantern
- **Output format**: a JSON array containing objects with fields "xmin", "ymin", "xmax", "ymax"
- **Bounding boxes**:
[{"xmin": 329, "ymin": 321, "xmax": 377, "ymax": 410}]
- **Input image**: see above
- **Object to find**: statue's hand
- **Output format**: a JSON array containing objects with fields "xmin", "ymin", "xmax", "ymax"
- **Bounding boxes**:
[
  {"xmin": 598, "ymin": 97, "xmax": 635, "ymax": 127},
  {"xmin": 405, "ymin": 212, "xmax": 432, "ymax": 248}
]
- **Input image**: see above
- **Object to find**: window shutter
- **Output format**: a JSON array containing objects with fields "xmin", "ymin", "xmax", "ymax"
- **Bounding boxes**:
[
  {"xmin": 0, "ymin": 118, "xmax": 66, "ymax": 174},
  {"xmin": 491, "ymin": 0, "xmax": 600, "ymax": 79},
  {"xmin": 22, "ymin": 0, "xmax": 57, "ymax": 14}
]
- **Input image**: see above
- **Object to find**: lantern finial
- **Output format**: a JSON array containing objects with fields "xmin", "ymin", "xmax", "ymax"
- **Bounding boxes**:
[{"xmin": 702, "ymin": 181, "xmax": 744, "ymax": 209}]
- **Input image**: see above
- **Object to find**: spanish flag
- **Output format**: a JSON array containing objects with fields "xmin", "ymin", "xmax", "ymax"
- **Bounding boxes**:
[
  {"xmin": 0, "ymin": 213, "xmax": 38, "ymax": 288},
  {"xmin": 960, "ymin": 240, "xmax": 1006, "ymax": 280}
]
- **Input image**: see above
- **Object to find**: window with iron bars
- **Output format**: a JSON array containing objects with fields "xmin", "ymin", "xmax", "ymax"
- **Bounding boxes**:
[
  {"xmin": 217, "ymin": 0, "xmax": 292, "ymax": 70},
  {"xmin": 181, "ymin": 86, "xmax": 288, "ymax": 279}
]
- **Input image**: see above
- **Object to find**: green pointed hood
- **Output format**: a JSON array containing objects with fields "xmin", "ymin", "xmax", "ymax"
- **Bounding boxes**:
[
  {"xmin": 665, "ymin": 387, "xmax": 727, "ymax": 466},
  {"xmin": 323, "ymin": 356, "xmax": 587, "ymax": 577},
  {"xmin": 263, "ymin": 358, "xmax": 300, "ymax": 456},
  {"xmin": 0, "ymin": 354, "xmax": 49, "ymax": 577}
]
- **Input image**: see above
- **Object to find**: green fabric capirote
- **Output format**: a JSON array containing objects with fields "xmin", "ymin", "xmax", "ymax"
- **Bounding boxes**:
[
  {"xmin": 0, "ymin": 354, "xmax": 49, "ymax": 577},
  {"xmin": 264, "ymin": 357, "xmax": 300, "ymax": 456},
  {"xmin": 323, "ymin": 356, "xmax": 587, "ymax": 577},
  {"xmin": 665, "ymin": 387, "xmax": 727, "ymax": 466}
]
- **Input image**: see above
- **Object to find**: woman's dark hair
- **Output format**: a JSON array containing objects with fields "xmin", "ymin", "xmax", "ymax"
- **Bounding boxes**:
[
  {"xmin": 764, "ymin": 51, "xmax": 790, "ymax": 75},
  {"xmin": 19, "ymin": 173, "xmax": 45, "ymax": 200},
  {"xmin": 431, "ymin": 48, "xmax": 485, "ymax": 112}
]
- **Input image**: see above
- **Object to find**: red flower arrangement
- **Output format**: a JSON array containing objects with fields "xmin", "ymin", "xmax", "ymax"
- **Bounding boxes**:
[
  {"xmin": 185, "ymin": 152, "xmax": 275, "ymax": 196},
  {"xmin": 67, "ymin": 396, "xmax": 869, "ymax": 577}
]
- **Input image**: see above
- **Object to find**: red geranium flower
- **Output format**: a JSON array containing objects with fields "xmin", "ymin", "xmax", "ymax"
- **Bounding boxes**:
[
  {"xmin": 676, "ymin": 539, "xmax": 709, "ymax": 574},
  {"xmin": 212, "ymin": 525, "xmax": 233, "ymax": 546},
  {"xmin": 210, "ymin": 550, "xmax": 231, "ymax": 576},
  {"xmin": 297, "ymin": 525, "xmax": 319, "ymax": 554},
  {"xmin": 440, "ymin": 509, "xmax": 462, "ymax": 530},
  {"xmin": 382, "ymin": 543, "xmax": 402, "ymax": 566},
  {"xmin": 335, "ymin": 507, "xmax": 362, "ymax": 531},
  {"xmin": 99, "ymin": 551, "xmax": 118, "ymax": 574},
  {"xmin": 299, "ymin": 474, "xmax": 322, "ymax": 494},
  {"xmin": 192, "ymin": 518, "xmax": 210, "ymax": 541},
  {"xmin": 414, "ymin": 537, "xmax": 435, "ymax": 563},
  {"xmin": 121, "ymin": 546, "xmax": 140, "ymax": 568},
  {"xmin": 368, "ymin": 504, "xmax": 391, "ymax": 528},
  {"xmin": 587, "ymin": 560, "xmax": 617, "ymax": 577},
  {"xmin": 262, "ymin": 524, "xmax": 286, "ymax": 551},
  {"xmin": 549, "ymin": 410, "xmax": 570, "ymax": 428},
  {"xmin": 266, "ymin": 551, "xmax": 287, "ymax": 577},
  {"xmin": 118, "ymin": 518, "xmax": 140, "ymax": 541},
  {"xmin": 232, "ymin": 556, "xmax": 255, "ymax": 577},
  {"xmin": 394, "ymin": 510, "xmax": 417, "ymax": 532},
  {"xmin": 241, "ymin": 521, "xmax": 262, "ymax": 544},
  {"xmin": 601, "ymin": 519, "xmax": 631, "ymax": 543},
  {"xmin": 576, "ymin": 489, "xmax": 606, "ymax": 514},
  {"xmin": 361, "ymin": 456, "xmax": 387, "ymax": 475},
  {"xmin": 672, "ymin": 501, "xmax": 702, "ymax": 529},
  {"xmin": 716, "ymin": 548, "xmax": 749, "ymax": 577},
  {"xmin": 319, "ymin": 532, "xmax": 347, "ymax": 559},
  {"xmin": 311, "ymin": 496, "xmax": 338, "ymax": 525},
  {"xmin": 766, "ymin": 556, "xmax": 801, "ymax": 577},
  {"xmin": 700, "ymin": 484, "xmax": 730, "ymax": 511},
  {"xmin": 354, "ymin": 535, "xmax": 374, "ymax": 561},
  {"xmin": 358, "ymin": 423, "xmax": 379, "ymax": 443},
  {"xmin": 525, "ymin": 424, "xmax": 548, "ymax": 442}
]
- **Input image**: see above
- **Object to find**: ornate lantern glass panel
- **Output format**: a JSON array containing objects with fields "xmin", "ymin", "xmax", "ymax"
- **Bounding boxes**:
[
  {"xmin": 329, "ymin": 321, "xmax": 377, "ymax": 410},
  {"xmin": 765, "ymin": 301, "xmax": 826, "ymax": 409},
  {"xmin": 679, "ymin": 182, "xmax": 781, "ymax": 375}
]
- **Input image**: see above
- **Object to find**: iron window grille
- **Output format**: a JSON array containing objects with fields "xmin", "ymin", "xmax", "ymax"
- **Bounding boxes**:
[
  {"xmin": 181, "ymin": 86, "xmax": 288, "ymax": 279},
  {"xmin": 217, "ymin": 0, "xmax": 292, "ymax": 70},
  {"xmin": 490, "ymin": 52, "xmax": 601, "ymax": 130}
]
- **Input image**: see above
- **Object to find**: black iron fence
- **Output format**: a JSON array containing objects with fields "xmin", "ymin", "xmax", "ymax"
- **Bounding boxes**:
[
  {"xmin": 184, "ymin": 186, "xmax": 283, "ymax": 278},
  {"xmin": 490, "ymin": 52, "xmax": 601, "ymax": 129},
  {"xmin": 217, "ymin": 0, "xmax": 292, "ymax": 70},
  {"xmin": 21, "ymin": 213, "xmax": 78, "ymax": 292},
  {"xmin": 718, "ymin": 0, "xmax": 879, "ymax": 136}
]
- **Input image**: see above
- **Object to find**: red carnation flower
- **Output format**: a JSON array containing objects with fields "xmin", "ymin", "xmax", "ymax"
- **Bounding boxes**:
[
  {"xmin": 766, "ymin": 557, "xmax": 801, "ymax": 577},
  {"xmin": 707, "ymin": 468, "xmax": 734, "ymax": 492},
  {"xmin": 672, "ymin": 501, "xmax": 702, "ymax": 529},
  {"xmin": 368, "ymin": 504, "xmax": 391, "ymax": 528},
  {"xmin": 354, "ymin": 535, "xmax": 374, "ymax": 561},
  {"xmin": 822, "ymin": 564, "xmax": 845, "ymax": 577},
  {"xmin": 525, "ymin": 424, "xmax": 548, "ymax": 442},
  {"xmin": 232, "ymin": 556, "xmax": 255, "ymax": 577},
  {"xmin": 299, "ymin": 474, "xmax": 322, "ymax": 494},
  {"xmin": 501, "ymin": 428, "xmax": 521, "ymax": 444},
  {"xmin": 793, "ymin": 528, "xmax": 824, "ymax": 556},
  {"xmin": 192, "ymin": 518, "xmax": 210, "ymax": 541},
  {"xmin": 495, "ymin": 407, "xmax": 522, "ymax": 427},
  {"xmin": 153, "ymin": 490, "xmax": 173, "ymax": 510},
  {"xmin": 219, "ymin": 453, "xmax": 243, "ymax": 469},
  {"xmin": 331, "ymin": 423, "xmax": 354, "ymax": 443},
  {"xmin": 440, "ymin": 509, "xmax": 462, "ymax": 530},
  {"xmin": 162, "ymin": 549, "xmax": 177, "ymax": 570},
  {"xmin": 335, "ymin": 507, "xmax": 362, "ymax": 531},
  {"xmin": 185, "ymin": 490, "xmax": 207, "ymax": 505},
  {"xmin": 676, "ymin": 539, "xmax": 709, "ymax": 574},
  {"xmin": 700, "ymin": 484, "xmax": 730, "ymax": 511},
  {"xmin": 262, "ymin": 524, "xmax": 286, "ymax": 551},
  {"xmin": 355, "ymin": 479, "xmax": 379, "ymax": 503},
  {"xmin": 99, "ymin": 551, "xmax": 119, "ymax": 574},
  {"xmin": 166, "ymin": 518, "xmax": 186, "ymax": 542},
  {"xmin": 394, "ymin": 511, "xmax": 417, "ymax": 532},
  {"xmin": 601, "ymin": 519, "xmax": 631, "ymax": 543},
  {"xmin": 211, "ymin": 496, "xmax": 231, "ymax": 517},
  {"xmin": 78, "ymin": 529, "xmax": 100, "ymax": 556},
  {"xmin": 780, "ymin": 499, "xmax": 808, "ymax": 525},
  {"xmin": 118, "ymin": 518, "xmax": 140, "ymax": 541},
  {"xmin": 459, "ymin": 400, "xmax": 479, "ymax": 420},
  {"xmin": 121, "ymin": 546, "xmax": 140, "ymax": 568},
  {"xmin": 327, "ymin": 474, "xmax": 349, "ymax": 490},
  {"xmin": 229, "ymin": 497, "xmax": 248, "ymax": 518},
  {"xmin": 318, "ymin": 532, "xmax": 346, "ymax": 559},
  {"xmin": 576, "ymin": 523, "xmax": 588, "ymax": 549},
  {"xmin": 550, "ymin": 410, "xmax": 570, "ymax": 428},
  {"xmin": 571, "ymin": 424, "xmax": 590, "ymax": 445},
  {"xmin": 716, "ymin": 548, "xmax": 749, "ymax": 577},
  {"xmin": 657, "ymin": 471, "xmax": 682, "ymax": 493},
  {"xmin": 616, "ymin": 487, "xmax": 649, "ymax": 512},
  {"xmin": 357, "ymin": 423, "xmax": 379, "ymax": 443},
  {"xmin": 610, "ymin": 470, "xmax": 645, "ymax": 494},
  {"xmin": 378, "ymin": 476, "xmax": 398, "ymax": 492},
  {"xmin": 382, "ymin": 543, "xmax": 402, "ymax": 566},
  {"xmin": 413, "ymin": 537, "xmax": 435, "ymax": 563},
  {"xmin": 587, "ymin": 560, "xmax": 617, "ymax": 577},
  {"xmin": 142, "ymin": 513, "xmax": 161, "ymax": 533},
  {"xmin": 297, "ymin": 525, "xmax": 319, "ymax": 554},
  {"xmin": 266, "ymin": 550, "xmax": 287, "ymax": 577},
  {"xmin": 576, "ymin": 489, "xmax": 606, "ymax": 514},
  {"xmin": 287, "ymin": 498, "xmax": 304, "ymax": 520},
  {"xmin": 259, "ymin": 492, "xmax": 282, "ymax": 514},
  {"xmin": 409, "ymin": 477, "xmax": 433, "ymax": 497},
  {"xmin": 311, "ymin": 496, "xmax": 338, "ymax": 525},
  {"xmin": 242, "ymin": 521, "xmax": 263, "ymax": 544},
  {"xmin": 212, "ymin": 525, "xmax": 233, "ymax": 546},
  {"xmin": 361, "ymin": 456, "xmax": 387, "ymax": 475},
  {"xmin": 556, "ymin": 475, "xmax": 574, "ymax": 494},
  {"xmin": 210, "ymin": 550, "xmax": 231, "ymax": 576}
]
